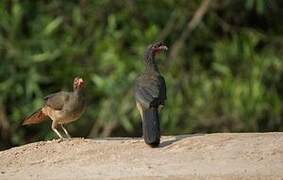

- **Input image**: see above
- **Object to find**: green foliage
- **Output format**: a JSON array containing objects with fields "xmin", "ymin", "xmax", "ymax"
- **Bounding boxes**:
[{"xmin": 0, "ymin": 0, "xmax": 282, "ymax": 149}]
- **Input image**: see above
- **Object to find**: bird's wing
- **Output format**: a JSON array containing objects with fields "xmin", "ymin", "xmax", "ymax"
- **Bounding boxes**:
[
  {"xmin": 158, "ymin": 75, "xmax": 166, "ymax": 105},
  {"xmin": 135, "ymin": 74, "xmax": 162, "ymax": 109},
  {"xmin": 44, "ymin": 91, "xmax": 70, "ymax": 110}
]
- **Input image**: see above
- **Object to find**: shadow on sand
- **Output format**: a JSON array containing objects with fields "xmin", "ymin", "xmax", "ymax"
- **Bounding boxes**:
[
  {"xmin": 159, "ymin": 134, "xmax": 204, "ymax": 148},
  {"xmin": 88, "ymin": 134, "xmax": 204, "ymax": 148}
]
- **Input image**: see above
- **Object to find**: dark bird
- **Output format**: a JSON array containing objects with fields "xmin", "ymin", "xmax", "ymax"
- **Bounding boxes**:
[
  {"xmin": 134, "ymin": 42, "xmax": 168, "ymax": 147},
  {"xmin": 22, "ymin": 77, "xmax": 86, "ymax": 140}
]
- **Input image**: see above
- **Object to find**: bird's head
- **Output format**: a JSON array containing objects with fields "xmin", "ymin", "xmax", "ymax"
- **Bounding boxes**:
[
  {"xmin": 73, "ymin": 77, "xmax": 84, "ymax": 90},
  {"xmin": 147, "ymin": 41, "xmax": 168, "ymax": 55}
]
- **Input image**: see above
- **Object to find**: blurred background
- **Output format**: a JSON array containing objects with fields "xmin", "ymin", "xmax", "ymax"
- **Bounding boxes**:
[{"xmin": 0, "ymin": 0, "xmax": 283, "ymax": 150}]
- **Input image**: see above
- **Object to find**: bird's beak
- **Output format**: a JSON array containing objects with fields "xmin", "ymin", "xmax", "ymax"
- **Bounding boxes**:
[
  {"xmin": 159, "ymin": 45, "xmax": 168, "ymax": 51},
  {"xmin": 78, "ymin": 78, "xmax": 84, "ymax": 86},
  {"xmin": 79, "ymin": 78, "xmax": 84, "ymax": 83}
]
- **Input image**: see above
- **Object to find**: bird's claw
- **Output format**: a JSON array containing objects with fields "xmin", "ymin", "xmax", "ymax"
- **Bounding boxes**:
[{"xmin": 57, "ymin": 138, "xmax": 64, "ymax": 143}]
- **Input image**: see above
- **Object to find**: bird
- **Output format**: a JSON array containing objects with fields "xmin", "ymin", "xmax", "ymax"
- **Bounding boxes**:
[
  {"xmin": 134, "ymin": 41, "xmax": 168, "ymax": 147},
  {"xmin": 22, "ymin": 77, "xmax": 86, "ymax": 140}
]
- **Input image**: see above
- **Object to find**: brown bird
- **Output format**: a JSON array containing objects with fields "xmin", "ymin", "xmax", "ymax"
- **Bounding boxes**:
[
  {"xmin": 22, "ymin": 77, "xmax": 86, "ymax": 139},
  {"xmin": 134, "ymin": 42, "xmax": 168, "ymax": 147}
]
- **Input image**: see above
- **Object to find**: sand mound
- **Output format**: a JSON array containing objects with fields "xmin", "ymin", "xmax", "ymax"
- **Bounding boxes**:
[{"xmin": 0, "ymin": 133, "xmax": 282, "ymax": 179}]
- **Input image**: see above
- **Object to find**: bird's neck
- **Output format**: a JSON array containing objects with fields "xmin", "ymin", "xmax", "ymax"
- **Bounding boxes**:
[
  {"xmin": 144, "ymin": 50, "xmax": 159, "ymax": 73},
  {"xmin": 73, "ymin": 88, "xmax": 84, "ymax": 98}
]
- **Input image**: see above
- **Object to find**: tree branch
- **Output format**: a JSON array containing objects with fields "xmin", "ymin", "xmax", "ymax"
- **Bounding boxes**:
[
  {"xmin": 169, "ymin": 0, "xmax": 212, "ymax": 59},
  {"xmin": 0, "ymin": 103, "xmax": 10, "ymax": 140}
]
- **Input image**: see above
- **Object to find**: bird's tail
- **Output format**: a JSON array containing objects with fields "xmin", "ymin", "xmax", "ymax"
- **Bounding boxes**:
[
  {"xmin": 142, "ymin": 107, "xmax": 160, "ymax": 147},
  {"xmin": 22, "ymin": 109, "xmax": 47, "ymax": 125}
]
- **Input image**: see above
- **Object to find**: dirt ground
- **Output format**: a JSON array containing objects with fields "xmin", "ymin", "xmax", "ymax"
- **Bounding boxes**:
[{"xmin": 0, "ymin": 133, "xmax": 282, "ymax": 180}]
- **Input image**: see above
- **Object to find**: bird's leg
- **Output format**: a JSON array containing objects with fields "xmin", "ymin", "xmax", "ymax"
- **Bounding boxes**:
[
  {"xmin": 51, "ymin": 120, "xmax": 63, "ymax": 140},
  {"xmin": 61, "ymin": 124, "xmax": 71, "ymax": 139}
]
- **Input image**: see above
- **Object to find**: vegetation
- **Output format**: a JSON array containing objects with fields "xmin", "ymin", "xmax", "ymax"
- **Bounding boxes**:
[{"xmin": 0, "ymin": 0, "xmax": 282, "ymax": 149}]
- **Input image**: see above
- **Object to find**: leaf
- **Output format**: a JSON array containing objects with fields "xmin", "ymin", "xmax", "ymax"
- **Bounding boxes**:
[{"xmin": 44, "ymin": 17, "xmax": 63, "ymax": 35}]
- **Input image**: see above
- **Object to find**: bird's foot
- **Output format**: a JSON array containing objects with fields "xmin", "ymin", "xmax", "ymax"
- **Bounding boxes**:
[
  {"xmin": 66, "ymin": 137, "xmax": 72, "ymax": 141},
  {"xmin": 56, "ymin": 137, "xmax": 72, "ymax": 142},
  {"xmin": 57, "ymin": 138, "xmax": 64, "ymax": 143}
]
